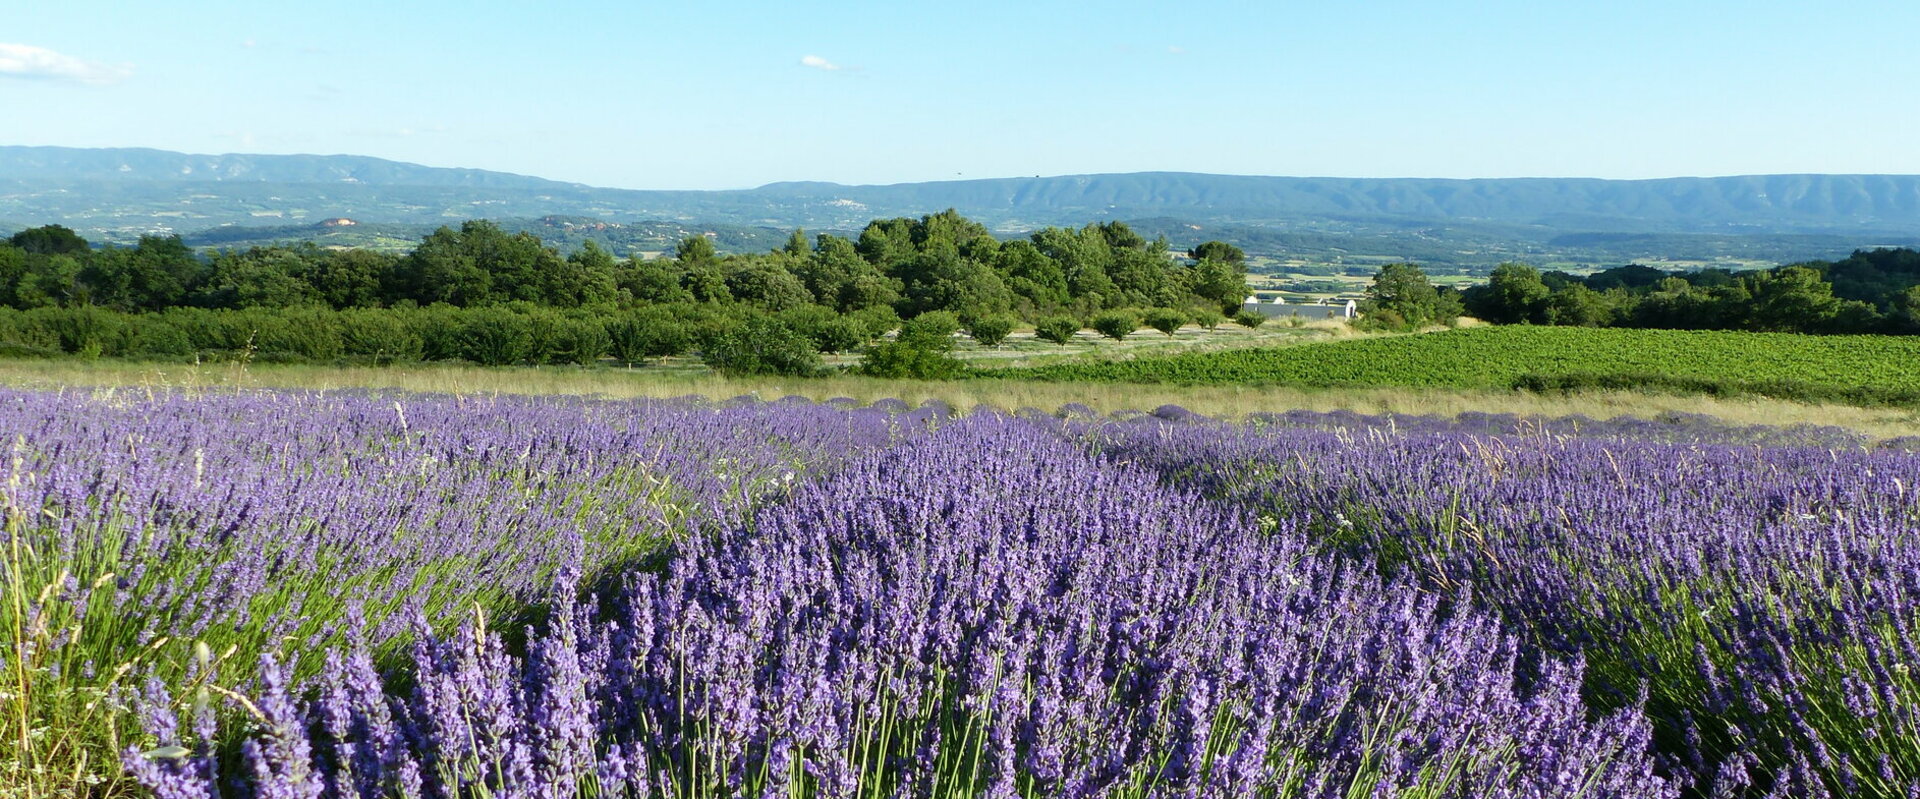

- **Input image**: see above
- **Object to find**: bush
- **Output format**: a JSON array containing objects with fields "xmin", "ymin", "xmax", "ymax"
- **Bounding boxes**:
[
  {"xmin": 1189, "ymin": 307, "xmax": 1224, "ymax": 331},
  {"xmin": 776, "ymin": 305, "xmax": 868, "ymax": 353},
  {"xmin": 408, "ymin": 305, "xmax": 468, "ymax": 361},
  {"xmin": 1034, "ymin": 316, "xmax": 1080, "ymax": 345},
  {"xmin": 858, "ymin": 313, "xmax": 967, "ymax": 380},
  {"xmin": 247, "ymin": 308, "xmax": 344, "ymax": 361},
  {"xmin": 546, "ymin": 316, "xmax": 611, "ymax": 366},
  {"xmin": 125, "ymin": 317, "xmax": 195, "ymax": 359},
  {"xmin": 1232, "ymin": 310, "xmax": 1268, "ymax": 329},
  {"xmin": 461, "ymin": 308, "xmax": 533, "ymax": 366},
  {"xmin": 28, "ymin": 306, "xmax": 125, "ymax": 356},
  {"xmin": 607, "ymin": 310, "xmax": 691, "ymax": 363},
  {"xmin": 340, "ymin": 309, "xmax": 425, "ymax": 363},
  {"xmin": 963, "ymin": 314, "xmax": 1017, "ymax": 347},
  {"xmin": 813, "ymin": 316, "xmax": 872, "ymax": 354},
  {"xmin": 1144, "ymin": 308, "xmax": 1187, "ymax": 337},
  {"xmin": 848, "ymin": 305, "xmax": 902, "ymax": 339},
  {"xmin": 1091, "ymin": 310, "xmax": 1140, "ymax": 342},
  {"xmin": 906, "ymin": 311, "xmax": 961, "ymax": 340},
  {"xmin": 699, "ymin": 316, "xmax": 821, "ymax": 377},
  {"xmin": 0, "ymin": 309, "xmax": 61, "ymax": 354}
]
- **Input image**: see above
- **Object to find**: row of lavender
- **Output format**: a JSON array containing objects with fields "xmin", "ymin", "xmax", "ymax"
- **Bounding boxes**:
[
  {"xmin": 1, "ymin": 390, "xmax": 920, "ymax": 797},
  {"xmin": 3, "ymin": 391, "xmax": 1913, "ymax": 797},
  {"xmin": 1089, "ymin": 414, "xmax": 1920, "ymax": 797}
]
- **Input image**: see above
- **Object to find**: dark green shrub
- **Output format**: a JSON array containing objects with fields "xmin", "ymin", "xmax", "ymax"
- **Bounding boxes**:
[
  {"xmin": 849, "ymin": 305, "xmax": 902, "ymax": 339},
  {"xmin": 408, "ymin": 305, "xmax": 467, "ymax": 361},
  {"xmin": 247, "ymin": 308, "xmax": 343, "ymax": 361},
  {"xmin": 774, "ymin": 305, "xmax": 838, "ymax": 344},
  {"xmin": 125, "ymin": 317, "xmax": 195, "ymax": 359},
  {"xmin": 1232, "ymin": 310, "xmax": 1268, "ymax": 329},
  {"xmin": 858, "ymin": 312, "xmax": 967, "ymax": 380},
  {"xmin": 461, "ymin": 308, "xmax": 533, "ymax": 366},
  {"xmin": 27, "ymin": 307, "xmax": 126, "ymax": 356},
  {"xmin": 1091, "ymin": 310, "xmax": 1140, "ymax": 342},
  {"xmin": 607, "ymin": 310, "xmax": 691, "ymax": 363},
  {"xmin": 906, "ymin": 311, "xmax": 961, "ymax": 339},
  {"xmin": 340, "ymin": 309, "xmax": 425, "ymax": 363},
  {"xmin": 545, "ymin": 316, "xmax": 610, "ymax": 365},
  {"xmin": 1144, "ymin": 308, "xmax": 1188, "ymax": 337},
  {"xmin": 0, "ymin": 309, "xmax": 61, "ymax": 354},
  {"xmin": 699, "ymin": 316, "xmax": 820, "ymax": 376},
  {"xmin": 162, "ymin": 308, "xmax": 251, "ymax": 353},
  {"xmin": 963, "ymin": 314, "xmax": 1016, "ymax": 347},
  {"xmin": 813, "ymin": 316, "xmax": 871, "ymax": 353},
  {"xmin": 1189, "ymin": 307, "xmax": 1224, "ymax": 331},
  {"xmin": 1034, "ymin": 316, "xmax": 1080, "ymax": 345}
]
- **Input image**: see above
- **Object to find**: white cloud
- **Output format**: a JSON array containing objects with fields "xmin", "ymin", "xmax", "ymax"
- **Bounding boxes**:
[
  {"xmin": 1167, "ymin": 45, "xmax": 1187, "ymax": 55},
  {"xmin": 800, "ymin": 54, "xmax": 841, "ymax": 71},
  {"xmin": 0, "ymin": 43, "xmax": 131, "ymax": 85}
]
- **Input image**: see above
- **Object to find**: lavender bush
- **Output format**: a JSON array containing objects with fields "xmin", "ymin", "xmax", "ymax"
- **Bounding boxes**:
[
  {"xmin": 1091, "ymin": 417, "xmax": 1920, "ymax": 797},
  {"xmin": 2, "ymin": 388, "xmax": 1908, "ymax": 797},
  {"xmin": 130, "ymin": 416, "xmax": 1673, "ymax": 798},
  {"xmin": 0, "ymin": 389, "xmax": 911, "ymax": 796}
]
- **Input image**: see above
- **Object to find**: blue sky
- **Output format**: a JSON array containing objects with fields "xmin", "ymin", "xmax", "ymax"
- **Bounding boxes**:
[{"xmin": 5, "ymin": 1, "xmax": 1917, "ymax": 190}]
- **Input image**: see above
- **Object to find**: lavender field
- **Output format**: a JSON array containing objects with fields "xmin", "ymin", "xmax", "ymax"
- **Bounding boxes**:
[{"xmin": 4, "ymin": 390, "xmax": 1917, "ymax": 798}]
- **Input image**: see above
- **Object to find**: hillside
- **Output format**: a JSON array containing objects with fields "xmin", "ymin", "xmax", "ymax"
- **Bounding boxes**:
[{"xmin": 5, "ymin": 147, "xmax": 1919, "ymax": 265}]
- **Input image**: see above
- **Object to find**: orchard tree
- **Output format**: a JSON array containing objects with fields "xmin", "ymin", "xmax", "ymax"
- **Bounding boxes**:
[{"xmin": 1361, "ymin": 263, "xmax": 1460, "ymax": 329}]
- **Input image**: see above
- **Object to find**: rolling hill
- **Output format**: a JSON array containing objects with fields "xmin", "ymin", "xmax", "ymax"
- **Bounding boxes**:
[{"xmin": 5, "ymin": 146, "xmax": 1919, "ymax": 265}]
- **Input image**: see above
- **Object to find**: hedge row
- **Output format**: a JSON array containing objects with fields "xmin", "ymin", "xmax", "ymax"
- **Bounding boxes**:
[{"xmin": 0, "ymin": 303, "xmax": 898, "ymax": 367}]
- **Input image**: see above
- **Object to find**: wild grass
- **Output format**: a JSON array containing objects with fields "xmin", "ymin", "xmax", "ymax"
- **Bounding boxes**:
[{"xmin": 0, "ymin": 356, "xmax": 1913, "ymax": 441}]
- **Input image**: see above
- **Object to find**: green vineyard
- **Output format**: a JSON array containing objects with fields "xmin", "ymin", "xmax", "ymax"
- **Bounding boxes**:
[{"xmin": 993, "ymin": 326, "xmax": 1920, "ymax": 404}]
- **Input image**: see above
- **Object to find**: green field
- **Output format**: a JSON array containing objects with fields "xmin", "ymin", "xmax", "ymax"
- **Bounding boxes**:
[{"xmin": 991, "ymin": 326, "xmax": 1920, "ymax": 404}]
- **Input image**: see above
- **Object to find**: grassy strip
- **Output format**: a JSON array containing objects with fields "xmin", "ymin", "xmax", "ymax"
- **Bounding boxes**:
[{"xmin": 0, "ymin": 356, "xmax": 1916, "ymax": 440}]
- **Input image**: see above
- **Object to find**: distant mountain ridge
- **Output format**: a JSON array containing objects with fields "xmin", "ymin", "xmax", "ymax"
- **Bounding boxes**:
[
  {"xmin": 0, "ymin": 146, "xmax": 580, "ymax": 190},
  {"xmin": 4, "ymin": 146, "xmax": 1919, "ymax": 265}
]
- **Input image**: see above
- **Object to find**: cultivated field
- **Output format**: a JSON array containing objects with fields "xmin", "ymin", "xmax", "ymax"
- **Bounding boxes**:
[
  {"xmin": 995, "ymin": 326, "xmax": 1920, "ymax": 404},
  {"xmin": 3, "ymin": 388, "xmax": 1919, "ymax": 798}
]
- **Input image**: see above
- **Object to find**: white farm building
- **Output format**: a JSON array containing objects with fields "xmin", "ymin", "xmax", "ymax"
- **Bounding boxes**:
[{"xmin": 1240, "ymin": 295, "xmax": 1358, "ymax": 321}]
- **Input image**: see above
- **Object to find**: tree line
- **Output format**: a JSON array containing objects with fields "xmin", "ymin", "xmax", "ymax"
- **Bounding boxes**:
[
  {"xmin": 1459, "ymin": 249, "xmax": 1920, "ymax": 334},
  {"xmin": 0, "ymin": 213, "xmax": 1251, "ymax": 374}
]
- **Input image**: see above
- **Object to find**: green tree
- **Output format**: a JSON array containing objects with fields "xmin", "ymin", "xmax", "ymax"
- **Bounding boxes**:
[
  {"xmin": 81, "ymin": 235, "xmax": 201, "ymax": 311},
  {"xmin": 1232, "ymin": 310, "xmax": 1267, "ymax": 329},
  {"xmin": 1744, "ymin": 266, "xmax": 1840, "ymax": 332},
  {"xmin": 460, "ymin": 307, "xmax": 533, "ymax": 365},
  {"xmin": 675, "ymin": 235, "xmax": 718, "ymax": 265},
  {"xmin": 892, "ymin": 245, "xmax": 1013, "ymax": 318},
  {"xmin": 1187, "ymin": 240, "xmax": 1245, "ymax": 264},
  {"xmin": 1183, "ymin": 257, "xmax": 1249, "ymax": 313},
  {"xmin": 963, "ymin": 314, "xmax": 1016, "ymax": 347},
  {"xmin": 197, "ymin": 247, "xmax": 323, "ymax": 309},
  {"xmin": 725, "ymin": 258, "xmax": 814, "ymax": 311},
  {"xmin": 1467, "ymin": 262, "xmax": 1552, "ymax": 324},
  {"xmin": 1144, "ymin": 307, "xmax": 1187, "ymax": 337},
  {"xmin": 1091, "ymin": 310, "xmax": 1140, "ymax": 341},
  {"xmin": 994, "ymin": 239, "xmax": 1070, "ymax": 311},
  {"xmin": 700, "ymin": 316, "xmax": 820, "ymax": 376},
  {"xmin": 1034, "ymin": 315, "xmax": 1081, "ymax": 345},
  {"xmin": 549, "ymin": 240, "xmax": 621, "ymax": 306},
  {"xmin": 1360, "ymin": 263, "xmax": 1459, "ymax": 330},
  {"xmin": 617, "ymin": 256, "xmax": 694, "ymax": 304},
  {"xmin": 8, "ymin": 225, "xmax": 89, "ymax": 256},
  {"xmin": 607, "ymin": 309, "xmax": 691, "ymax": 363},
  {"xmin": 1544, "ymin": 284, "xmax": 1613, "ymax": 327},
  {"xmin": 306, "ymin": 249, "xmax": 394, "ymax": 309},
  {"xmin": 857, "ymin": 311, "xmax": 965, "ymax": 379}
]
